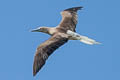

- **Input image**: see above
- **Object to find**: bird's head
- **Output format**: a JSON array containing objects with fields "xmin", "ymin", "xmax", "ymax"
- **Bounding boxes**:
[{"xmin": 31, "ymin": 27, "xmax": 49, "ymax": 33}]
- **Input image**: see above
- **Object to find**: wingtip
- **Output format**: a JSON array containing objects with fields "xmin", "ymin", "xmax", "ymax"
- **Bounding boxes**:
[
  {"xmin": 64, "ymin": 6, "xmax": 83, "ymax": 12},
  {"xmin": 33, "ymin": 66, "xmax": 37, "ymax": 77},
  {"xmin": 78, "ymin": 6, "xmax": 83, "ymax": 9},
  {"xmin": 33, "ymin": 72, "xmax": 37, "ymax": 76}
]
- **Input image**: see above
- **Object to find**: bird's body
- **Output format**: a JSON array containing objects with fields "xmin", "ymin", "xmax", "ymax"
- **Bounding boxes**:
[{"xmin": 31, "ymin": 6, "xmax": 100, "ymax": 76}]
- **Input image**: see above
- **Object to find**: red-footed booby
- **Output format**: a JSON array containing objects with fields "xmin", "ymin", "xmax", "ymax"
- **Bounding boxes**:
[{"xmin": 31, "ymin": 6, "xmax": 100, "ymax": 76}]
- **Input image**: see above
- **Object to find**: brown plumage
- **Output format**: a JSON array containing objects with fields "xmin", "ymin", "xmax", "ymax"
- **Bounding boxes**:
[
  {"xmin": 32, "ymin": 6, "xmax": 83, "ymax": 76},
  {"xmin": 33, "ymin": 33, "xmax": 68, "ymax": 76},
  {"xmin": 58, "ymin": 6, "xmax": 83, "ymax": 32}
]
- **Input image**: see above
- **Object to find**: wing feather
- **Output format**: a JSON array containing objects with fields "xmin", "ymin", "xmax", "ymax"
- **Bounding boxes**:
[
  {"xmin": 57, "ymin": 7, "xmax": 83, "ymax": 32},
  {"xmin": 33, "ymin": 33, "xmax": 68, "ymax": 76}
]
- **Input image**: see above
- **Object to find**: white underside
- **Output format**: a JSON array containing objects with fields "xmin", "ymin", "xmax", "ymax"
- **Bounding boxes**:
[{"xmin": 67, "ymin": 30, "xmax": 101, "ymax": 45}]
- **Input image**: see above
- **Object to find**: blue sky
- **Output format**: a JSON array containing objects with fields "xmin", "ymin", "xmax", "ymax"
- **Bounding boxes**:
[{"xmin": 0, "ymin": 0, "xmax": 120, "ymax": 80}]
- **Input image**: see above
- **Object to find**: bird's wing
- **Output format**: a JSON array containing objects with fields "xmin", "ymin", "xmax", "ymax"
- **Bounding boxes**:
[
  {"xmin": 58, "ymin": 7, "xmax": 83, "ymax": 32},
  {"xmin": 33, "ymin": 33, "xmax": 68, "ymax": 76}
]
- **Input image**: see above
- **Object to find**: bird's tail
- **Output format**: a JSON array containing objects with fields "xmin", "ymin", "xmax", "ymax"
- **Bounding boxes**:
[
  {"xmin": 78, "ymin": 35, "xmax": 101, "ymax": 45},
  {"xmin": 67, "ymin": 30, "xmax": 101, "ymax": 45}
]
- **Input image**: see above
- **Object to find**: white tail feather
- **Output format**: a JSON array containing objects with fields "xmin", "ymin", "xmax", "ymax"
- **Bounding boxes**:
[
  {"xmin": 67, "ymin": 30, "xmax": 101, "ymax": 45},
  {"xmin": 79, "ymin": 35, "xmax": 101, "ymax": 45}
]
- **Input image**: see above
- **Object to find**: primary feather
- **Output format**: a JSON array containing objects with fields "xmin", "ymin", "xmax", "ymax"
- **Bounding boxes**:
[{"xmin": 33, "ymin": 33, "xmax": 68, "ymax": 76}]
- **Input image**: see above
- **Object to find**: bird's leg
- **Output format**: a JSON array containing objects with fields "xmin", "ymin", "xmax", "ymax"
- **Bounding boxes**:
[{"xmin": 67, "ymin": 30, "xmax": 101, "ymax": 45}]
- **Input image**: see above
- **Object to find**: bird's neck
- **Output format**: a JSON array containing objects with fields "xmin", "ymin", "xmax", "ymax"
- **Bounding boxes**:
[{"xmin": 47, "ymin": 27, "xmax": 57, "ymax": 35}]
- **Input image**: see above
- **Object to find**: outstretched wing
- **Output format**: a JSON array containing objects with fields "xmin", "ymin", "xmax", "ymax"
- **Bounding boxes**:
[
  {"xmin": 33, "ymin": 33, "xmax": 68, "ymax": 76},
  {"xmin": 58, "ymin": 7, "xmax": 83, "ymax": 32}
]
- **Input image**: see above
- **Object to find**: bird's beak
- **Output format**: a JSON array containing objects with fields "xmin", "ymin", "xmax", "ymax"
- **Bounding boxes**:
[{"xmin": 31, "ymin": 28, "xmax": 40, "ymax": 32}]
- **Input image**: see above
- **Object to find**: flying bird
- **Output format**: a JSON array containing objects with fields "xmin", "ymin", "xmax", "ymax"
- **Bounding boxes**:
[{"xmin": 31, "ymin": 6, "xmax": 100, "ymax": 76}]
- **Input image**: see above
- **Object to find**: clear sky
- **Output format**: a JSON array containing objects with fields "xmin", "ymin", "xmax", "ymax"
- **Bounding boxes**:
[{"xmin": 0, "ymin": 0, "xmax": 120, "ymax": 80}]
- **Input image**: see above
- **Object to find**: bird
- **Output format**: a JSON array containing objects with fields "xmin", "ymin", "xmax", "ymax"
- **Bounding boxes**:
[{"xmin": 31, "ymin": 6, "xmax": 100, "ymax": 76}]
